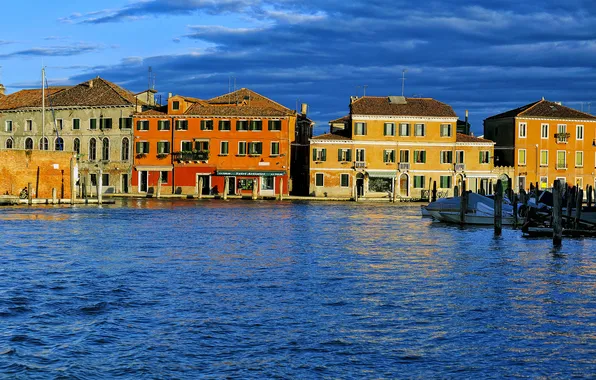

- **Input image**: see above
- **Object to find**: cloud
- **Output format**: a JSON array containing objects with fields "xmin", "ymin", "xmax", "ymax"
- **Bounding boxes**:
[{"xmin": 0, "ymin": 44, "xmax": 100, "ymax": 59}]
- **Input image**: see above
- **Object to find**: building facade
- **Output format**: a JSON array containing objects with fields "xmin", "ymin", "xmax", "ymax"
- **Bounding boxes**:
[
  {"xmin": 484, "ymin": 99, "xmax": 596, "ymax": 191},
  {"xmin": 309, "ymin": 96, "xmax": 496, "ymax": 199}
]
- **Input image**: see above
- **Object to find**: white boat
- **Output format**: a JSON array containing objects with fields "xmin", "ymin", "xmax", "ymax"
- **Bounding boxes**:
[
  {"xmin": 423, "ymin": 192, "xmax": 516, "ymax": 225},
  {"xmin": 435, "ymin": 211, "xmax": 516, "ymax": 225}
]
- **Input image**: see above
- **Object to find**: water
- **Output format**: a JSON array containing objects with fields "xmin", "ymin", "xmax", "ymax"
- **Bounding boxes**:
[{"xmin": 0, "ymin": 200, "xmax": 594, "ymax": 378}]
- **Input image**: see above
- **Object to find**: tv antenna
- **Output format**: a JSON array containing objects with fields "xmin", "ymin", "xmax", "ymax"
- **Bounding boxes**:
[{"xmin": 401, "ymin": 69, "xmax": 407, "ymax": 96}]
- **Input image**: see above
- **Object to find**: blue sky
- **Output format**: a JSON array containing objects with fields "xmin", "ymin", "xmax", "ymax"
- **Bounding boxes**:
[{"xmin": 1, "ymin": 1, "xmax": 596, "ymax": 135}]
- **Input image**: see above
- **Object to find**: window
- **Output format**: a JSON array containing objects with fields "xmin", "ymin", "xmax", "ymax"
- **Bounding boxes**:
[
  {"xmin": 440, "ymin": 175, "xmax": 452, "ymax": 189},
  {"xmin": 261, "ymin": 177, "xmax": 274, "ymax": 191},
  {"xmin": 89, "ymin": 138, "xmax": 97, "ymax": 160},
  {"xmin": 181, "ymin": 141, "xmax": 193, "ymax": 151},
  {"xmin": 313, "ymin": 148, "xmax": 327, "ymax": 161},
  {"xmin": 25, "ymin": 138, "xmax": 33, "ymax": 150},
  {"xmin": 121, "ymin": 137, "xmax": 129, "ymax": 161},
  {"xmin": 384, "ymin": 123, "xmax": 395, "ymax": 136},
  {"xmin": 518, "ymin": 176, "xmax": 526, "ymax": 191},
  {"xmin": 479, "ymin": 151, "xmax": 490, "ymax": 164},
  {"xmin": 56, "ymin": 119, "xmax": 63, "ymax": 130},
  {"xmin": 557, "ymin": 150, "xmax": 566, "ymax": 169},
  {"xmin": 354, "ymin": 122, "xmax": 367, "ymax": 136},
  {"xmin": 161, "ymin": 171, "xmax": 169, "ymax": 183},
  {"xmin": 55, "ymin": 137, "xmax": 64, "ymax": 151},
  {"xmin": 176, "ymin": 120, "xmax": 188, "ymax": 130},
  {"xmin": 73, "ymin": 119, "xmax": 80, "ymax": 130},
  {"xmin": 576, "ymin": 177, "xmax": 583, "ymax": 189},
  {"xmin": 557, "ymin": 124, "xmax": 567, "ymax": 143},
  {"xmin": 541, "ymin": 123, "xmax": 548, "ymax": 139},
  {"xmin": 315, "ymin": 173, "xmax": 324, "ymax": 187},
  {"xmin": 90, "ymin": 174, "xmax": 97, "ymax": 187},
  {"xmin": 89, "ymin": 118, "xmax": 97, "ymax": 130},
  {"xmin": 577, "ymin": 125, "xmax": 584, "ymax": 140},
  {"xmin": 102, "ymin": 173, "xmax": 110, "ymax": 186},
  {"xmin": 518, "ymin": 149, "xmax": 526, "ymax": 165},
  {"xmin": 414, "ymin": 150, "xmax": 426, "ymax": 163},
  {"xmin": 338, "ymin": 148, "xmax": 352, "ymax": 162},
  {"xmin": 237, "ymin": 120, "xmax": 249, "ymax": 131},
  {"xmin": 356, "ymin": 148, "xmax": 365, "ymax": 162},
  {"xmin": 5, "ymin": 120, "xmax": 12, "ymax": 132},
  {"xmin": 440, "ymin": 151, "xmax": 453, "ymax": 164},
  {"xmin": 195, "ymin": 140, "xmax": 209, "ymax": 152},
  {"xmin": 340, "ymin": 174, "xmax": 350, "ymax": 187},
  {"xmin": 100, "ymin": 118, "xmax": 112, "ymax": 130},
  {"xmin": 157, "ymin": 141, "xmax": 171, "ymax": 154},
  {"xmin": 135, "ymin": 141, "xmax": 149, "ymax": 154},
  {"xmin": 249, "ymin": 142, "xmax": 262, "ymax": 155},
  {"xmin": 413, "ymin": 176, "xmax": 425, "ymax": 188},
  {"xmin": 238, "ymin": 141, "xmax": 247, "ymax": 155},
  {"xmin": 268, "ymin": 120, "xmax": 282, "ymax": 131},
  {"xmin": 5, "ymin": 138, "xmax": 13, "ymax": 149},
  {"xmin": 172, "ymin": 101, "xmax": 180, "ymax": 110},
  {"xmin": 249, "ymin": 120, "xmax": 262, "ymax": 131},
  {"xmin": 399, "ymin": 150, "xmax": 409, "ymax": 163},
  {"xmin": 383, "ymin": 149, "xmax": 395, "ymax": 163},
  {"xmin": 220, "ymin": 141, "xmax": 229, "ymax": 155},
  {"xmin": 219, "ymin": 120, "xmax": 231, "ymax": 131},
  {"xmin": 456, "ymin": 150, "xmax": 464, "ymax": 164},
  {"xmin": 271, "ymin": 142, "xmax": 280, "ymax": 156},
  {"xmin": 136, "ymin": 120, "xmax": 149, "ymax": 130},
  {"xmin": 540, "ymin": 150, "xmax": 548, "ymax": 166},
  {"xmin": 576, "ymin": 151, "xmax": 584, "ymax": 167},
  {"xmin": 74, "ymin": 138, "xmax": 80, "ymax": 154},
  {"xmin": 200, "ymin": 120, "xmax": 214, "ymax": 131},
  {"xmin": 157, "ymin": 120, "xmax": 170, "ymax": 131},
  {"xmin": 414, "ymin": 123, "xmax": 425, "ymax": 137},
  {"xmin": 540, "ymin": 176, "xmax": 548, "ymax": 190},
  {"xmin": 440, "ymin": 124, "xmax": 452, "ymax": 137},
  {"xmin": 26, "ymin": 120, "xmax": 32, "ymax": 131},
  {"xmin": 519, "ymin": 122, "xmax": 527, "ymax": 138},
  {"xmin": 399, "ymin": 123, "xmax": 410, "ymax": 136},
  {"xmin": 119, "ymin": 117, "xmax": 132, "ymax": 129},
  {"xmin": 102, "ymin": 138, "xmax": 110, "ymax": 161},
  {"xmin": 39, "ymin": 137, "xmax": 48, "ymax": 151}
]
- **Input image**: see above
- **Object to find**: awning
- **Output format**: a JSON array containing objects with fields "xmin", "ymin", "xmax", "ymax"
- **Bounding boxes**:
[
  {"xmin": 216, "ymin": 170, "xmax": 286, "ymax": 177},
  {"xmin": 135, "ymin": 165, "xmax": 173, "ymax": 172},
  {"xmin": 366, "ymin": 170, "xmax": 398, "ymax": 178}
]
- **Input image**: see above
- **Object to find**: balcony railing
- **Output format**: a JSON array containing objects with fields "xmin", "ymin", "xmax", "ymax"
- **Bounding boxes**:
[
  {"xmin": 173, "ymin": 151, "xmax": 209, "ymax": 161},
  {"xmin": 555, "ymin": 132, "xmax": 569, "ymax": 143},
  {"xmin": 454, "ymin": 163, "xmax": 465, "ymax": 172},
  {"xmin": 398, "ymin": 162, "xmax": 410, "ymax": 171},
  {"xmin": 354, "ymin": 161, "xmax": 366, "ymax": 169}
]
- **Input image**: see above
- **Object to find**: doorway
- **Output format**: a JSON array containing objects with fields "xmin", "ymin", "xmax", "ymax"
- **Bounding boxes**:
[
  {"xmin": 122, "ymin": 174, "xmax": 129, "ymax": 194},
  {"xmin": 197, "ymin": 174, "xmax": 210, "ymax": 195},
  {"xmin": 399, "ymin": 173, "xmax": 409, "ymax": 197},
  {"xmin": 228, "ymin": 176, "xmax": 236, "ymax": 195},
  {"xmin": 139, "ymin": 171, "xmax": 148, "ymax": 193},
  {"xmin": 356, "ymin": 173, "xmax": 365, "ymax": 197}
]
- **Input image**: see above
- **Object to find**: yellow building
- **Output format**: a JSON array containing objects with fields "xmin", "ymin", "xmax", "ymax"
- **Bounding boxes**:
[
  {"xmin": 484, "ymin": 99, "xmax": 596, "ymax": 191},
  {"xmin": 309, "ymin": 96, "xmax": 496, "ymax": 199}
]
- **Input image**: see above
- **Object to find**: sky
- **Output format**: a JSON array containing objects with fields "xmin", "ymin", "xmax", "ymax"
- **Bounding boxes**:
[{"xmin": 1, "ymin": 0, "xmax": 596, "ymax": 135}]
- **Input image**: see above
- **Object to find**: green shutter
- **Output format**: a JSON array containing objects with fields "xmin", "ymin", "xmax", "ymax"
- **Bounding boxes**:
[
  {"xmin": 338, "ymin": 149, "xmax": 342, "ymax": 161},
  {"xmin": 135, "ymin": 142, "xmax": 141, "ymax": 154},
  {"xmin": 313, "ymin": 149, "xmax": 317, "ymax": 161},
  {"xmin": 321, "ymin": 149, "xmax": 326, "ymax": 161},
  {"xmin": 346, "ymin": 149, "xmax": 352, "ymax": 161}
]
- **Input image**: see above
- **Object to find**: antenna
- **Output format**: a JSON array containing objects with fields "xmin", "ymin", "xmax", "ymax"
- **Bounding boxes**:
[
  {"xmin": 363, "ymin": 85, "xmax": 368, "ymax": 97},
  {"xmin": 148, "ymin": 66, "xmax": 152, "ymax": 90},
  {"xmin": 401, "ymin": 69, "xmax": 407, "ymax": 97}
]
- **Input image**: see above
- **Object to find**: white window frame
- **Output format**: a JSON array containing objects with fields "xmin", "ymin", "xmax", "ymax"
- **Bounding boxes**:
[
  {"xmin": 541, "ymin": 123, "xmax": 548, "ymax": 139},
  {"xmin": 270, "ymin": 141, "xmax": 280, "ymax": 156},
  {"xmin": 5, "ymin": 120, "xmax": 13, "ymax": 132},
  {"xmin": 414, "ymin": 123, "xmax": 425, "ymax": 137},
  {"xmin": 518, "ymin": 122, "xmax": 527, "ymax": 138},
  {"xmin": 540, "ymin": 150, "xmax": 548, "ymax": 166},
  {"xmin": 440, "ymin": 124, "xmax": 452, "ymax": 137},
  {"xmin": 384, "ymin": 122, "xmax": 395, "ymax": 136},
  {"xmin": 315, "ymin": 173, "xmax": 324, "ymax": 187},
  {"xmin": 539, "ymin": 176, "xmax": 548, "ymax": 190},
  {"xmin": 575, "ymin": 151, "xmax": 583, "ymax": 167},
  {"xmin": 340, "ymin": 173, "xmax": 350, "ymax": 188},
  {"xmin": 26, "ymin": 119, "xmax": 33, "ymax": 131},
  {"xmin": 220, "ymin": 140, "xmax": 229, "ymax": 156},
  {"xmin": 518, "ymin": 149, "xmax": 526, "ymax": 165},
  {"xmin": 557, "ymin": 150, "xmax": 566, "ymax": 169},
  {"xmin": 354, "ymin": 122, "xmax": 366, "ymax": 136},
  {"xmin": 56, "ymin": 118, "xmax": 63, "ymax": 130},
  {"xmin": 356, "ymin": 148, "xmax": 365, "ymax": 162},
  {"xmin": 72, "ymin": 118, "xmax": 80, "ymax": 130},
  {"xmin": 238, "ymin": 141, "xmax": 247, "ymax": 156},
  {"xmin": 455, "ymin": 150, "xmax": 465, "ymax": 164},
  {"xmin": 576, "ymin": 125, "xmax": 584, "ymax": 140},
  {"xmin": 576, "ymin": 177, "xmax": 583, "ymax": 189}
]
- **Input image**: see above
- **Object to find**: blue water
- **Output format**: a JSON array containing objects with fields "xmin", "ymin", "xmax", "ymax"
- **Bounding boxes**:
[{"xmin": 0, "ymin": 200, "xmax": 594, "ymax": 378}]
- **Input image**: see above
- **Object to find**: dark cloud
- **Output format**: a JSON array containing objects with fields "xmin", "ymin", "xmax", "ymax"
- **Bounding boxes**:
[{"xmin": 0, "ymin": 45, "xmax": 99, "ymax": 59}]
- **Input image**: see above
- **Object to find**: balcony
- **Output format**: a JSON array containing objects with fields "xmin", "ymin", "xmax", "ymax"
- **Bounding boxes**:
[
  {"xmin": 173, "ymin": 151, "xmax": 209, "ymax": 162},
  {"xmin": 398, "ymin": 162, "xmax": 410, "ymax": 171},
  {"xmin": 555, "ymin": 132, "xmax": 569, "ymax": 143},
  {"xmin": 354, "ymin": 161, "xmax": 366, "ymax": 169},
  {"xmin": 454, "ymin": 163, "xmax": 465, "ymax": 172}
]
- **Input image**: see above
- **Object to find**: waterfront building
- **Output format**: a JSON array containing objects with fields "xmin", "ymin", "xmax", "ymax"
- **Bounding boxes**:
[
  {"xmin": 484, "ymin": 99, "xmax": 596, "ymax": 191},
  {"xmin": 132, "ymin": 88, "xmax": 307, "ymax": 196},
  {"xmin": 0, "ymin": 77, "xmax": 146, "ymax": 194},
  {"xmin": 309, "ymin": 96, "xmax": 496, "ymax": 199}
]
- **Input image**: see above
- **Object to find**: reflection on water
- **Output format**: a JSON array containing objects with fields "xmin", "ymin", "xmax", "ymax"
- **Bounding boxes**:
[{"xmin": 0, "ymin": 199, "xmax": 594, "ymax": 378}]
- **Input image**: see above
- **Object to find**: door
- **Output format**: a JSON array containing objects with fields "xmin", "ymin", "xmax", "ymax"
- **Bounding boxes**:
[
  {"xmin": 228, "ymin": 176, "xmax": 236, "ymax": 195},
  {"xmin": 139, "ymin": 171, "xmax": 148, "ymax": 193},
  {"xmin": 122, "ymin": 174, "xmax": 129, "ymax": 194},
  {"xmin": 356, "ymin": 173, "xmax": 364, "ymax": 197},
  {"xmin": 399, "ymin": 173, "xmax": 409, "ymax": 197},
  {"xmin": 260, "ymin": 176, "xmax": 275, "ymax": 196},
  {"xmin": 197, "ymin": 175, "xmax": 210, "ymax": 195}
]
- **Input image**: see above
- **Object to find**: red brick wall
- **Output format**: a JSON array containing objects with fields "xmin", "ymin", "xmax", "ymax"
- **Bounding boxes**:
[{"xmin": 0, "ymin": 150, "xmax": 74, "ymax": 198}]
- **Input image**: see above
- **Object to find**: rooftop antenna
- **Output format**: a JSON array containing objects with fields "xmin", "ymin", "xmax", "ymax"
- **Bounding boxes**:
[
  {"xmin": 148, "ymin": 66, "xmax": 152, "ymax": 90},
  {"xmin": 363, "ymin": 85, "xmax": 368, "ymax": 97},
  {"xmin": 401, "ymin": 69, "xmax": 407, "ymax": 97}
]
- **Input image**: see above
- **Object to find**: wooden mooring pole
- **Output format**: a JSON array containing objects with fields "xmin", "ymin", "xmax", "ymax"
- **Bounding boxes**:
[
  {"xmin": 223, "ymin": 176, "xmax": 229, "ymax": 201},
  {"xmin": 587, "ymin": 185, "xmax": 593, "ymax": 209},
  {"xmin": 27, "ymin": 182, "xmax": 33, "ymax": 206},
  {"xmin": 566, "ymin": 186, "xmax": 575, "ymax": 228},
  {"xmin": 494, "ymin": 179, "xmax": 503, "ymax": 235},
  {"xmin": 70, "ymin": 156, "xmax": 76, "ymax": 205},
  {"xmin": 574, "ymin": 188, "xmax": 583, "ymax": 229},
  {"xmin": 512, "ymin": 193, "xmax": 518, "ymax": 228},
  {"xmin": 431, "ymin": 181, "xmax": 437, "ymax": 202},
  {"xmin": 553, "ymin": 180, "xmax": 563, "ymax": 246},
  {"xmin": 278, "ymin": 177, "xmax": 284, "ymax": 201},
  {"xmin": 459, "ymin": 181, "xmax": 467, "ymax": 225}
]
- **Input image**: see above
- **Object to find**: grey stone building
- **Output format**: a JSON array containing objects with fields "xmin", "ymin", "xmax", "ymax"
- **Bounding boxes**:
[{"xmin": 0, "ymin": 77, "xmax": 146, "ymax": 194}]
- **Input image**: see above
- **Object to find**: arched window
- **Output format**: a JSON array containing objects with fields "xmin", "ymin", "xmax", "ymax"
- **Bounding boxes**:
[
  {"xmin": 55, "ymin": 137, "xmax": 64, "ymax": 151},
  {"xmin": 5, "ymin": 138, "xmax": 13, "ymax": 149},
  {"xmin": 73, "ymin": 138, "xmax": 80, "ymax": 154},
  {"xmin": 89, "ymin": 138, "xmax": 97, "ymax": 161},
  {"xmin": 39, "ymin": 137, "xmax": 49, "ymax": 150},
  {"xmin": 25, "ymin": 137, "xmax": 33, "ymax": 150},
  {"xmin": 121, "ymin": 137, "xmax": 130, "ymax": 161},
  {"xmin": 102, "ymin": 138, "xmax": 110, "ymax": 161}
]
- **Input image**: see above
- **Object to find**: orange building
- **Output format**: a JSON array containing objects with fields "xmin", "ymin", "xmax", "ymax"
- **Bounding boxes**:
[
  {"xmin": 132, "ymin": 88, "xmax": 299, "ymax": 196},
  {"xmin": 484, "ymin": 99, "xmax": 596, "ymax": 192}
]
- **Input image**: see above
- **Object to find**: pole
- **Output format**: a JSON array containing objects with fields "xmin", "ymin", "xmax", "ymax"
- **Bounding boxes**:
[
  {"xmin": 512, "ymin": 194, "xmax": 518, "ymax": 228},
  {"xmin": 156, "ymin": 173, "xmax": 162, "ymax": 199},
  {"xmin": 28, "ymin": 182, "xmax": 32, "ymax": 206},
  {"xmin": 575, "ymin": 189, "xmax": 583, "ymax": 229},
  {"xmin": 198, "ymin": 177, "xmax": 204, "ymax": 199},
  {"xmin": 431, "ymin": 181, "xmax": 437, "ymax": 202},
  {"xmin": 70, "ymin": 156, "xmax": 76, "ymax": 204},
  {"xmin": 566, "ymin": 186, "xmax": 575, "ymax": 228},
  {"xmin": 252, "ymin": 179, "xmax": 258, "ymax": 200},
  {"xmin": 494, "ymin": 179, "xmax": 502, "ymax": 235},
  {"xmin": 36, "ymin": 166, "xmax": 40, "ymax": 199},
  {"xmin": 97, "ymin": 169, "xmax": 103, "ymax": 205},
  {"xmin": 52, "ymin": 188, "xmax": 57, "ymax": 204},
  {"xmin": 42, "ymin": 67, "xmax": 45, "ymax": 150},
  {"xmin": 553, "ymin": 180, "xmax": 563, "ymax": 246},
  {"xmin": 460, "ymin": 181, "xmax": 467, "ymax": 225},
  {"xmin": 278, "ymin": 177, "xmax": 284, "ymax": 201}
]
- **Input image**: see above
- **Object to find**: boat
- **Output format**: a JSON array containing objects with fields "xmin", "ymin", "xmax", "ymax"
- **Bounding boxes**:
[{"xmin": 423, "ymin": 192, "xmax": 516, "ymax": 225}]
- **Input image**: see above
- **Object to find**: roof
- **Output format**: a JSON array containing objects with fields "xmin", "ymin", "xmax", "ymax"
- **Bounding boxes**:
[
  {"xmin": 311, "ymin": 133, "xmax": 351, "ymax": 141},
  {"xmin": 350, "ymin": 96, "xmax": 457, "ymax": 118},
  {"xmin": 486, "ymin": 99, "xmax": 596, "ymax": 121},
  {"xmin": 208, "ymin": 88, "xmax": 292, "ymax": 112},
  {"xmin": 329, "ymin": 115, "xmax": 350, "ymax": 124},
  {"xmin": 185, "ymin": 88, "xmax": 295, "ymax": 117},
  {"xmin": 456, "ymin": 133, "xmax": 494, "ymax": 143},
  {"xmin": 135, "ymin": 108, "xmax": 167, "ymax": 116},
  {"xmin": 0, "ymin": 87, "xmax": 69, "ymax": 110}
]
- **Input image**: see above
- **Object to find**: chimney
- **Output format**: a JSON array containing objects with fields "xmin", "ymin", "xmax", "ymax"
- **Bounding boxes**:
[
  {"xmin": 168, "ymin": 92, "xmax": 172, "ymax": 99},
  {"xmin": 0, "ymin": 84, "xmax": 5, "ymax": 96},
  {"xmin": 88, "ymin": 80, "xmax": 93, "ymax": 88},
  {"xmin": 465, "ymin": 109, "xmax": 469, "ymax": 135},
  {"xmin": 301, "ymin": 103, "xmax": 308, "ymax": 115}
]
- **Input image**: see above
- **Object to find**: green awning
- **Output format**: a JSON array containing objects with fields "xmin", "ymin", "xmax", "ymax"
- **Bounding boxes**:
[
  {"xmin": 366, "ymin": 170, "xmax": 397, "ymax": 178},
  {"xmin": 216, "ymin": 170, "xmax": 286, "ymax": 177}
]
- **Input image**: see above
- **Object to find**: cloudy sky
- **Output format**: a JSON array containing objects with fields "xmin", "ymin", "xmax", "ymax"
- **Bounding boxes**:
[{"xmin": 1, "ymin": 0, "xmax": 596, "ymax": 135}]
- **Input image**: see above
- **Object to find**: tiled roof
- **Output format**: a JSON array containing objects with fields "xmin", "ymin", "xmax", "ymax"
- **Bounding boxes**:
[
  {"xmin": 350, "ymin": 97, "xmax": 457, "ymax": 117},
  {"xmin": 329, "ymin": 115, "xmax": 350, "ymax": 124},
  {"xmin": 208, "ymin": 88, "xmax": 292, "ymax": 113},
  {"xmin": 311, "ymin": 133, "xmax": 351, "ymax": 141},
  {"xmin": 486, "ymin": 99, "xmax": 596, "ymax": 120},
  {"xmin": 456, "ymin": 133, "xmax": 494, "ymax": 143},
  {"xmin": 135, "ymin": 108, "xmax": 167, "ymax": 116},
  {"xmin": 184, "ymin": 104, "xmax": 294, "ymax": 117},
  {"xmin": 0, "ymin": 87, "xmax": 69, "ymax": 110},
  {"xmin": 50, "ymin": 77, "xmax": 140, "ymax": 107}
]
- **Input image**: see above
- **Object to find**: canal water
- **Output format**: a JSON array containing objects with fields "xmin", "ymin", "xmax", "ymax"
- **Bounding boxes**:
[{"xmin": 0, "ymin": 200, "xmax": 594, "ymax": 378}]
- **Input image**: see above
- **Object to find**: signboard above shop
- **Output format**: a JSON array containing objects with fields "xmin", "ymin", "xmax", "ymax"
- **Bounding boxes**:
[{"xmin": 216, "ymin": 170, "xmax": 286, "ymax": 177}]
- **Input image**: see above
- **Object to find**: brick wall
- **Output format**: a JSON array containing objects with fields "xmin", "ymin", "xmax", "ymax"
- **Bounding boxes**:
[{"xmin": 0, "ymin": 149, "xmax": 74, "ymax": 198}]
